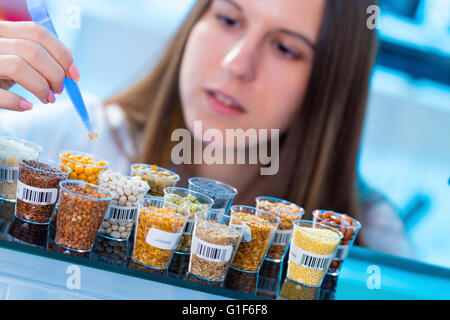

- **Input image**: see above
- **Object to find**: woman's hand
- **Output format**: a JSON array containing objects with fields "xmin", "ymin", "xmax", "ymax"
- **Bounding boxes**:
[{"xmin": 0, "ymin": 21, "xmax": 79, "ymax": 112}]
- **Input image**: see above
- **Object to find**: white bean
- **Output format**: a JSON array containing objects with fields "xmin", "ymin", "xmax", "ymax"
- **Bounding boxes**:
[{"xmin": 110, "ymin": 231, "xmax": 121, "ymax": 239}]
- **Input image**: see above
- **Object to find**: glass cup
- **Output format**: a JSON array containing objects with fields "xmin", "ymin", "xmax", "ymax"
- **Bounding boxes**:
[
  {"xmin": 163, "ymin": 187, "xmax": 214, "ymax": 254},
  {"xmin": 188, "ymin": 177, "xmax": 238, "ymax": 218},
  {"xmin": 130, "ymin": 164, "xmax": 180, "ymax": 197},
  {"xmin": 188, "ymin": 211, "xmax": 243, "ymax": 282},
  {"xmin": 312, "ymin": 210, "xmax": 362, "ymax": 275},
  {"xmin": 59, "ymin": 150, "xmax": 108, "ymax": 185},
  {"xmin": 132, "ymin": 197, "xmax": 188, "ymax": 269},
  {"xmin": 287, "ymin": 220, "xmax": 343, "ymax": 288},
  {"xmin": 15, "ymin": 158, "xmax": 70, "ymax": 225},
  {"xmin": 55, "ymin": 180, "xmax": 114, "ymax": 252},
  {"xmin": 97, "ymin": 171, "xmax": 150, "ymax": 241},
  {"xmin": 0, "ymin": 137, "xmax": 43, "ymax": 202},
  {"xmin": 229, "ymin": 205, "xmax": 280, "ymax": 273},
  {"xmin": 255, "ymin": 196, "xmax": 304, "ymax": 262}
]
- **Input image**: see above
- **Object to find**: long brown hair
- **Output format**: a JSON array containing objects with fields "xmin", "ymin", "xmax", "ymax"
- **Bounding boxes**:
[{"xmin": 106, "ymin": 0, "xmax": 378, "ymax": 244}]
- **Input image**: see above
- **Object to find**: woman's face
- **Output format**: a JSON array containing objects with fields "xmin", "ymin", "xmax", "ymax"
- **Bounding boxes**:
[{"xmin": 179, "ymin": 0, "xmax": 325, "ymax": 144}]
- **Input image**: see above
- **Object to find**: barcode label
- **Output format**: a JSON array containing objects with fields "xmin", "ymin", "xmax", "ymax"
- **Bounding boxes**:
[
  {"xmin": 289, "ymin": 244, "xmax": 333, "ymax": 271},
  {"xmin": 16, "ymin": 181, "xmax": 58, "ymax": 205},
  {"xmin": 258, "ymin": 276, "xmax": 279, "ymax": 295},
  {"xmin": 271, "ymin": 229, "xmax": 293, "ymax": 246},
  {"xmin": 183, "ymin": 219, "xmax": 195, "ymax": 235},
  {"xmin": 191, "ymin": 236, "xmax": 233, "ymax": 263},
  {"xmin": 105, "ymin": 205, "xmax": 138, "ymax": 222},
  {"xmin": 334, "ymin": 245, "xmax": 350, "ymax": 261},
  {"xmin": 229, "ymin": 222, "xmax": 252, "ymax": 242},
  {"xmin": 145, "ymin": 227, "xmax": 182, "ymax": 250},
  {"xmin": 0, "ymin": 165, "xmax": 19, "ymax": 183}
]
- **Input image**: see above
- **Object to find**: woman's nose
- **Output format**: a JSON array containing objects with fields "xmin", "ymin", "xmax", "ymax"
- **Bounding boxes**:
[{"xmin": 221, "ymin": 37, "xmax": 259, "ymax": 82}]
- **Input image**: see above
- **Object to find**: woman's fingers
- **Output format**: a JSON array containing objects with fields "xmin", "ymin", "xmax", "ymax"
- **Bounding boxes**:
[
  {"xmin": 0, "ymin": 89, "xmax": 33, "ymax": 112},
  {"xmin": 0, "ymin": 55, "xmax": 54, "ymax": 104},
  {"xmin": 0, "ymin": 21, "xmax": 79, "ymax": 81},
  {"xmin": 0, "ymin": 38, "xmax": 65, "ymax": 94}
]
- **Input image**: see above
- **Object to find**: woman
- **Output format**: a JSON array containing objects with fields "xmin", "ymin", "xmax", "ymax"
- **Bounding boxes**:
[{"xmin": 0, "ymin": 0, "xmax": 415, "ymax": 257}]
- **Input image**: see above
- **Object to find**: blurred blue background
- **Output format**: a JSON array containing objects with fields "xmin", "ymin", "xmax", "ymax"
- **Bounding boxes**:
[{"xmin": 2, "ymin": 0, "xmax": 450, "ymax": 268}]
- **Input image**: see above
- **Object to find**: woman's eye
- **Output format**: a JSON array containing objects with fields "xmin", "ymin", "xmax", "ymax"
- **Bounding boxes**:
[
  {"xmin": 216, "ymin": 14, "xmax": 240, "ymax": 28},
  {"xmin": 274, "ymin": 42, "xmax": 300, "ymax": 59}
]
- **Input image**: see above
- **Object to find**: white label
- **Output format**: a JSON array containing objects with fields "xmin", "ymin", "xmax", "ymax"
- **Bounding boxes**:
[
  {"xmin": 105, "ymin": 205, "xmax": 138, "ymax": 223},
  {"xmin": 145, "ymin": 227, "xmax": 181, "ymax": 250},
  {"xmin": 271, "ymin": 229, "xmax": 293, "ymax": 246},
  {"xmin": 0, "ymin": 166, "xmax": 19, "ymax": 183},
  {"xmin": 191, "ymin": 236, "xmax": 233, "ymax": 263},
  {"xmin": 16, "ymin": 180, "xmax": 58, "ymax": 205},
  {"xmin": 229, "ymin": 222, "xmax": 252, "ymax": 243},
  {"xmin": 289, "ymin": 244, "xmax": 333, "ymax": 271},
  {"xmin": 183, "ymin": 219, "xmax": 195, "ymax": 235},
  {"xmin": 334, "ymin": 244, "xmax": 350, "ymax": 261},
  {"xmin": 258, "ymin": 276, "xmax": 279, "ymax": 296}
]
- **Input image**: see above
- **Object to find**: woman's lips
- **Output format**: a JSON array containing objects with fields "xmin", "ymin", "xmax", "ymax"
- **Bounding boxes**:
[{"xmin": 205, "ymin": 89, "xmax": 246, "ymax": 117}]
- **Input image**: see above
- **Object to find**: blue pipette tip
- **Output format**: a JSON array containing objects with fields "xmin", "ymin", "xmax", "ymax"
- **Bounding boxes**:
[{"xmin": 84, "ymin": 121, "xmax": 98, "ymax": 140}]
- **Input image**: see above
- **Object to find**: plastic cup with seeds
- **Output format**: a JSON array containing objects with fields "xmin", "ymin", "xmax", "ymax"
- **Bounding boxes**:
[
  {"xmin": 97, "ymin": 170, "xmax": 150, "ymax": 241},
  {"xmin": 15, "ymin": 158, "xmax": 71, "ymax": 225},
  {"xmin": 189, "ymin": 211, "xmax": 243, "ymax": 282},
  {"xmin": 163, "ymin": 187, "xmax": 214, "ymax": 254},
  {"xmin": 59, "ymin": 150, "xmax": 108, "ymax": 185},
  {"xmin": 255, "ymin": 196, "xmax": 304, "ymax": 262},
  {"xmin": 188, "ymin": 177, "xmax": 238, "ymax": 218},
  {"xmin": 133, "ymin": 198, "xmax": 188, "ymax": 269},
  {"xmin": 55, "ymin": 180, "xmax": 114, "ymax": 252},
  {"xmin": 312, "ymin": 210, "xmax": 361, "ymax": 276},
  {"xmin": 229, "ymin": 205, "xmax": 280, "ymax": 273},
  {"xmin": 0, "ymin": 137, "xmax": 43, "ymax": 202},
  {"xmin": 130, "ymin": 164, "xmax": 180, "ymax": 197},
  {"xmin": 287, "ymin": 220, "xmax": 343, "ymax": 288}
]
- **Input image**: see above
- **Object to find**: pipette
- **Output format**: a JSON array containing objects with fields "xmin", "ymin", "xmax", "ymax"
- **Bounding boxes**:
[{"xmin": 25, "ymin": 0, "xmax": 97, "ymax": 140}]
